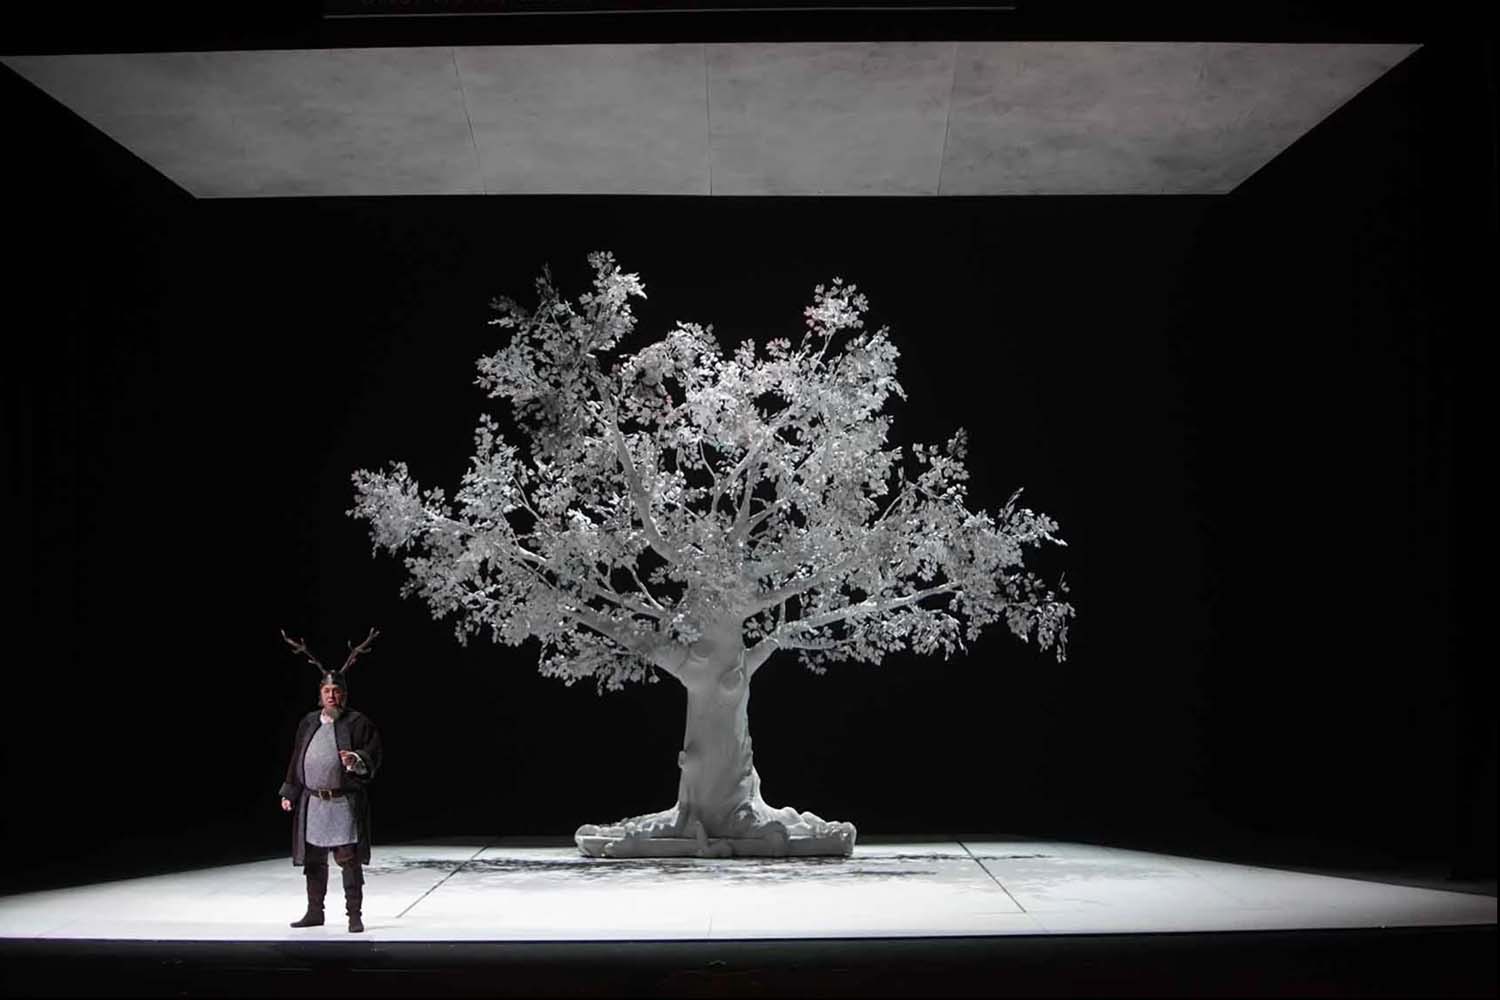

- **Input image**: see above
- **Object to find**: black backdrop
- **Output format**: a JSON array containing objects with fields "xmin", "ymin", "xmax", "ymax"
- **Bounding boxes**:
[{"xmin": 3, "ymin": 38, "xmax": 1490, "ymax": 895}]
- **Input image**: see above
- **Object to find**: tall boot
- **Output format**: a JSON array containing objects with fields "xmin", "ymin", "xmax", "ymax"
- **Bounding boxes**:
[
  {"xmin": 342, "ymin": 860, "xmax": 365, "ymax": 933},
  {"xmin": 290, "ymin": 864, "xmax": 327, "ymax": 927}
]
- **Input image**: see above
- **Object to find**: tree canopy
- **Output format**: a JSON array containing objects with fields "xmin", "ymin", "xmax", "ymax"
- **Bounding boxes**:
[{"xmin": 350, "ymin": 253, "xmax": 1073, "ymax": 691}]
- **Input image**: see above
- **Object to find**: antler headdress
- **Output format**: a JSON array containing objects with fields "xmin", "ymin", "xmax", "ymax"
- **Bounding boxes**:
[{"xmin": 281, "ymin": 627, "xmax": 380, "ymax": 690}]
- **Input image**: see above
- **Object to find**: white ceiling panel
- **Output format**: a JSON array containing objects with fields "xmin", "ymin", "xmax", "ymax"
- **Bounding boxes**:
[
  {"xmin": 457, "ymin": 44, "xmax": 706, "ymax": 195},
  {"xmin": 3, "ymin": 41, "xmax": 1419, "ymax": 198},
  {"xmin": 706, "ymin": 42, "xmax": 954, "ymax": 195},
  {"xmin": 942, "ymin": 42, "xmax": 1416, "ymax": 194}
]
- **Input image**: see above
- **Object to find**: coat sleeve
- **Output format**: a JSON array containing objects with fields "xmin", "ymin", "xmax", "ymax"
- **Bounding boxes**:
[
  {"xmin": 343, "ymin": 714, "xmax": 383, "ymax": 788},
  {"xmin": 278, "ymin": 718, "xmax": 308, "ymax": 800}
]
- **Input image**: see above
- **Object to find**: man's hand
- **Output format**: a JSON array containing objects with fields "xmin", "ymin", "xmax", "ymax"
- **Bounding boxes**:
[
  {"xmin": 339, "ymin": 750, "xmax": 360, "ymax": 771},
  {"xmin": 280, "ymin": 797, "xmax": 292, "ymax": 812}
]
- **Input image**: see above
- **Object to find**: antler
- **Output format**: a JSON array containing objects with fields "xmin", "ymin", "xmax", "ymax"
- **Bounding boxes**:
[
  {"xmin": 280, "ymin": 629, "xmax": 325, "ymax": 672},
  {"xmin": 340, "ymin": 627, "xmax": 380, "ymax": 674}
]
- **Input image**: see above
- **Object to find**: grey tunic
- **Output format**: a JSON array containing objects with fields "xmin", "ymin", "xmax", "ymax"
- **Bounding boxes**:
[{"xmin": 303, "ymin": 718, "xmax": 357, "ymax": 847}]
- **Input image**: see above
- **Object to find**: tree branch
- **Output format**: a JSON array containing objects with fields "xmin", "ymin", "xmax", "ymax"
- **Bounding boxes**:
[
  {"xmin": 745, "ymin": 552, "xmax": 861, "ymax": 617},
  {"xmin": 583, "ymin": 368, "xmax": 681, "ymax": 565},
  {"xmin": 744, "ymin": 582, "xmax": 958, "ymax": 678},
  {"xmin": 534, "ymin": 561, "xmax": 681, "ymax": 678},
  {"xmin": 744, "ymin": 642, "xmax": 775, "ymax": 677},
  {"xmin": 729, "ymin": 458, "xmax": 759, "ymax": 537},
  {"xmin": 697, "ymin": 439, "xmax": 720, "ymax": 497},
  {"xmin": 624, "ymin": 563, "xmax": 667, "ymax": 612},
  {"xmin": 710, "ymin": 406, "xmax": 800, "ymax": 518},
  {"xmin": 607, "ymin": 423, "xmax": 678, "ymax": 564},
  {"xmin": 734, "ymin": 495, "xmax": 789, "ymax": 542},
  {"xmin": 586, "ymin": 564, "xmax": 667, "ymax": 620},
  {"xmin": 559, "ymin": 602, "xmax": 677, "ymax": 675},
  {"xmin": 791, "ymin": 582, "xmax": 957, "ymax": 634},
  {"xmin": 746, "ymin": 633, "xmax": 837, "ymax": 680}
]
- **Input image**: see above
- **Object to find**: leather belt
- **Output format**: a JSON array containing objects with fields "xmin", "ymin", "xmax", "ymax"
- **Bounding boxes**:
[{"xmin": 312, "ymin": 788, "xmax": 347, "ymax": 800}]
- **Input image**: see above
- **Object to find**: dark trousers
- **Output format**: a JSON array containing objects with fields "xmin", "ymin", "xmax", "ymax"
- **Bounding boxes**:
[
  {"xmin": 302, "ymin": 843, "xmax": 363, "ymax": 914},
  {"xmin": 303, "ymin": 842, "xmax": 364, "ymax": 885}
]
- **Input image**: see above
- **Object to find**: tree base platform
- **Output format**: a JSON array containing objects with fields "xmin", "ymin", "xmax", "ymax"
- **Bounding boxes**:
[{"xmin": 576, "ymin": 832, "xmax": 856, "ymax": 858}]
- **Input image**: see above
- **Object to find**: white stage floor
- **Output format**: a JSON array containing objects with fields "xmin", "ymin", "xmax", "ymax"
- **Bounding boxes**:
[{"xmin": 0, "ymin": 839, "xmax": 1492, "ymax": 943}]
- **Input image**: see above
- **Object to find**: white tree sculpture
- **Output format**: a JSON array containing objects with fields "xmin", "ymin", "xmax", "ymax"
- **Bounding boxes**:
[{"xmin": 350, "ymin": 253, "xmax": 1074, "ymax": 859}]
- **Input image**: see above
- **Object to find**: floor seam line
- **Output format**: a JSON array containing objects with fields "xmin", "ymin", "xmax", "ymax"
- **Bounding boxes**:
[
  {"xmin": 957, "ymin": 838, "xmax": 1029, "ymax": 914},
  {"xmin": 394, "ymin": 841, "xmax": 491, "ymax": 920}
]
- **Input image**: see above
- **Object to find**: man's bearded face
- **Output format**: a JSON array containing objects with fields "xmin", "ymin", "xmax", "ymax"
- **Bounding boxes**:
[{"xmin": 320, "ymin": 682, "xmax": 346, "ymax": 713}]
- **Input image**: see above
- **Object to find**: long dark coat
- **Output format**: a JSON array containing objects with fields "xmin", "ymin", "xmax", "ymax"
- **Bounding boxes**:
[{"xmin": 279, "ymin": 708, "xmax": 383, "ymax": 866}]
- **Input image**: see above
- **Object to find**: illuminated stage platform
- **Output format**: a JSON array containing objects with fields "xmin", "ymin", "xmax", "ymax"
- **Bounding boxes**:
[{"xmin": 1, "ymin": 838, "xmax": 1493, "ymax": 996}]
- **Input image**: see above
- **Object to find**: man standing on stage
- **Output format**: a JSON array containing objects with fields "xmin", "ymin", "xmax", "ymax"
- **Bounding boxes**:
[{"xmin": 278, "ymin": 628, "xmax": 384, "ymax": 933}]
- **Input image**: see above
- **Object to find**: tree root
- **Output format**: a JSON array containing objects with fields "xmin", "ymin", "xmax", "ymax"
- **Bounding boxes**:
[{"xmin": 575, "ymin": 802, "xmax": 857, "ymax": 859}]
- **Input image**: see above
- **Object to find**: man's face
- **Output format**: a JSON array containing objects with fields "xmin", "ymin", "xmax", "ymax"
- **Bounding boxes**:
[{"xmin": 320, "ymin": 682, "xmax": 345, "ymax": 712}]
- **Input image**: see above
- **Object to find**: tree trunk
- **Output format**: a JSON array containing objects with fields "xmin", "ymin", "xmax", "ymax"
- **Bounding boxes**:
[{"xmin": 575, "ymin": 621, "xmax": 856, "ymax": 858}]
